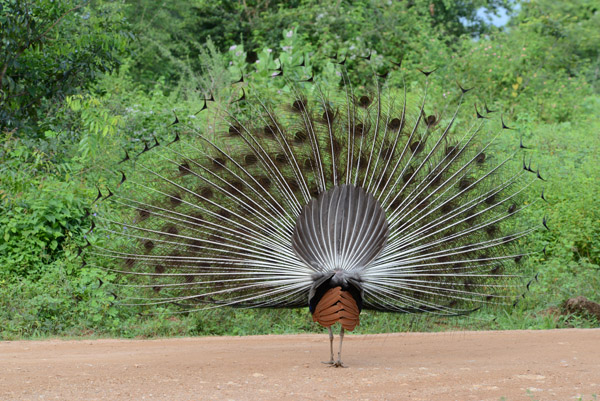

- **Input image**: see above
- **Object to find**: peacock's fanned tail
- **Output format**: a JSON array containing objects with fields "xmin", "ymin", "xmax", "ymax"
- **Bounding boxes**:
[{"xmin": 85, "ymin": 61, "xmax": 545, "ymax": 316}]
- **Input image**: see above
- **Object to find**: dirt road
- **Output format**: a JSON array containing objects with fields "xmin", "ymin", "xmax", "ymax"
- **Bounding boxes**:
[{"xmin": 1, "ymin": 329, "xmax": 598, "ymax": 401}]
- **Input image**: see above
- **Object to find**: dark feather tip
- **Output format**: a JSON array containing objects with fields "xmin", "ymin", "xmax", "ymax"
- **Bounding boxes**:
[
  {"xmin": 232, "ymin": 74, "xmax": 244, "ymax": 84},
  {"xmin": 103, "ymin": 187, "xmax": 114, "ymax": 200},
  {"xmin": 484, "ymin": 101, "xmax": 497, "ymax": 113},
  {"xmin": 137, "ymin": 142, "xmax": 150, "ymax": 156},
  {"xmin": 520, "ymin": 136, "xmax": 529, "ymax": 149},
  {"xmin": 169, "ymin": 112, "xmax": 179, "ymax": 126},
  {"xmin": 360, "ymin": 50, "xmax": 372, "ymax": 60},
  {"xmin": 501, "ymin": 115, "xmax": 513, "ymax": 130},
  {"xmin": 167, "ymin": 132, "xmax": 181, "ymax": 146},
  {"xmin": 542, "ymin": 246, "xmax": 547, "ymax": 256},
  {"xmin": 475, "ymin": 103, "xmax": 486, "ymax": 119},
  {"xmin": 543, "ymin": 216, "xmax": 549, "ymax": 230},
  {"xmin": 98, "ymin": 278, "xmax": 104, "ymax": 288},
  {"xmin": 118, "ymin": 149, "xmax": 130, "ymax": 164},
  {"xmin": 77, "ymin": 239, "xmax": 91, "ymax": 257},
  {"xmin": 93, "ymin": 187, "xmax": 103, "ymax": 204},
  {"xmin": 150, "ymin": 136, "xmax": 160, "ymax": 149},
  {"xmin": 535, "ymin": 272, "xmax": 540, "ymax": 281},
  {"xmin": 86, "ymin": 220, "xmax": 95, "ymax": 235},
  {"xmin": 391, "ymin": 56, "xmax": 403, "ymax": 68},
  {"xmin": 204, "ymin": 93, "xmax": 215, "ymax": 102},
  {"xmin": 80, "ymin": 257, "xmax": 86, "ymax": 267},
  {"xmin": 118, "ymin": 171, "xmax": 126, "ymax": 186},
  {"xmin": 522, "ymin": 157, "xmax": 530, "ymax": 172},
  {"xmin": 194, "ymin": 100, "xmax": 208, "ymax": 115},
  {"xmin": 536, "ymin": 169, "xmax": 545, "ymax": 181},
  {"xmin": 456, "ymin": 81, "xmax": 473, "ymax": 94},
  {"xmin": 541, "ymin": 189, "xmax": 547, "ymax": 202},
  {"xmin": 417, "ymin": 67, "xmax": 437, "ymax": 76}
]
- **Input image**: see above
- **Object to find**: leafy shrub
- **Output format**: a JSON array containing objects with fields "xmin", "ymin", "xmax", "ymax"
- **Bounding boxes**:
[
  {"xmin": 122, "ymin": 0, "xmax": 512, "ymax": 89},
  {"xmin": 0, "ymin": 0, "xmax": 130, "ymax": 137},
  {"xmin": 0, "ymin": 137, "xmax": 90, "ymax": 280}
]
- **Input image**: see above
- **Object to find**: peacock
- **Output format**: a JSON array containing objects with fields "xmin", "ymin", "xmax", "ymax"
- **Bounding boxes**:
[{"xmin": 83, "ymin": 54, "xmax": 546, "ymax": 367}]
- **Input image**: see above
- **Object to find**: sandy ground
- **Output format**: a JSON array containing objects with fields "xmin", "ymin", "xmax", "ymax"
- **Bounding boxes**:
[{"xmin": 1, "ymin": 329, "xmax": 598, "ymax": 401}]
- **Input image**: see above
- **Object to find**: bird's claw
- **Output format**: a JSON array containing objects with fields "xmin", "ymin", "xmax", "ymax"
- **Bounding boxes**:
[{"xmin": 323, "ymin": 360, "xmax": 346, "ymax": 368}]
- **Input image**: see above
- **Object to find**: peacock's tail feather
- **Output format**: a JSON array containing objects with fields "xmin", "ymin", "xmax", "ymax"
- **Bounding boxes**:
[{"xmin": 84, "ymin": 58, "xmax": 546, "ymax": 316}]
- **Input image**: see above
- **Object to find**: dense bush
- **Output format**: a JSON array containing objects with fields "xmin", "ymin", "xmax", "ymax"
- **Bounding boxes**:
[
  {"xmin": 0, "ymin": 0, "xmax": 130, "ymax": 137},
  {"xmin": 122, "ymin": 0, "xmax": 514, "ymax": 89}
]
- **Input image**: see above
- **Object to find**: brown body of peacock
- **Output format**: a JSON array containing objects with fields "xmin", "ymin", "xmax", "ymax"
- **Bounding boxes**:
[{"xmin": 84, "ymin": 56, "xmax": 547, "ymax": 367}]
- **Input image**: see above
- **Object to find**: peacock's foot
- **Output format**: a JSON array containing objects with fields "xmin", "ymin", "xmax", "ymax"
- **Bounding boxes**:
[
  {"xmin": 321, "ymin": 360, "xmax": 346, "ymax": 367},
  {"xmin": 331, "ymin": 359, "xmax": 347, "ymax": 368}
]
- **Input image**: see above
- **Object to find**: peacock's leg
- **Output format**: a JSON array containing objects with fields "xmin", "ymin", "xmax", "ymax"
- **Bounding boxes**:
[
  {"xmin": 321, "ymin": 326, "xmax": 335, "ymax": 365},
  {"xmin": 333, "ymin": 327, "xmax": 346, "ymax": 368}
]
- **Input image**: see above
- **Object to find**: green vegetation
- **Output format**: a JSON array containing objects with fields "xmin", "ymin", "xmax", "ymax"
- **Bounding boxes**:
[{"xmin": 1, "ymin": 0, "xmax": 598, "ymax": 340}]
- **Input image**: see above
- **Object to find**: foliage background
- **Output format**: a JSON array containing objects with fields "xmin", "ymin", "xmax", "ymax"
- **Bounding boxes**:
[{"xmin": 1, "ymin": 0, "xmax": 598, "ymax": 339}]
